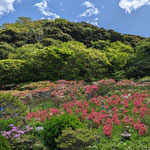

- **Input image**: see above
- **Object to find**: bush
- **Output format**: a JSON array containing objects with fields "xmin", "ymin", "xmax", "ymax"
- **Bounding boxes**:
[
  {"xmin": 0, "ymin": 118, "xmax": 16, "ymax": 132},
  {"xmin": 15, "ymin": 41, "xmax": 26, "ymax": 47},
  {"xmin": 0, "ymin": 93, "xmax": 26, "ymax": 122},
  {"xmin": 1, "ymin": 41, "xmax": 110, "ymax": 84},
  {"xmin": 97, "ymin": 137, "xmax": 150, "ymax": 150},
  {"xmin": 42, "ymin": 114, "xmax": 84, "ymax": 149},
  {"xmin": 126, "ymin": 58, "xmax": 150, "ymax": 79},
  {"xmin": 0, "ymin": 59, "xmax": 31, "ymax": 85},
  {"xmin": 16, "ymin": 81, "xmax": 55, "ymax": 91},
  {"xmin": 138, "ymin": 76, "xmax": 150, "ymax": 82},
  {"xmin": 0, "ymin": 134, "xmax": 11, "ymax": 150},
  {"xmin": 0, "ymin": 42, "xmax": 13, "ymax": 59},
  {"xmin": 56, "ymin": 127, "xmax": 99, "ymax": 150},
  {"xmin": 40, "ymin": 38, "xmax": 57, "ymax": 46}
]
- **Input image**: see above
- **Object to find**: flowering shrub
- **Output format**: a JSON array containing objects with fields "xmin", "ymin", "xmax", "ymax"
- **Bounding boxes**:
[
  {"xmin": 84, "ymin": 85, "xmax": 99, "ymax": 99},
  {"xmin": 16, "ymin": 81, "xmax": 56, "ymax": 91},
  {"xmin": 115, "ymin": 80, "xmax": 137, "ymax": 87},
  {"xmin": 51, "ymin": 80, "xmax": 86, "ymax": 108},
  {"xmin": 1, "ymin": 124, "xmax": 34, "ymax": 150},
  {"xmin": 26, "ymin": 91, "xmax": 150, "ymax": 139},
  {"xmin": 26, "ymin": 108, "xmax": 60, "ymax": 122},
  {"xmin": 62, "ymin": 92, "xmax": 150, "ymax": 138},
  {"xmin": 92, "ymin": 79, "xmax": 116, "ymax": 86},
  {"xmin": 2, "ymin": 79, "xmax": 150, "ymax": 149},
  {"xmin": 1, "ymin": 124, "xmax": 33, "ymax": 139}
]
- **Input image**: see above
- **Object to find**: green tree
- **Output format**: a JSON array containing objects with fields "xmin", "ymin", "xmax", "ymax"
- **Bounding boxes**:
[{"xmin": 135, "ymin": 37, "xmax": 150, "ymax": 60}]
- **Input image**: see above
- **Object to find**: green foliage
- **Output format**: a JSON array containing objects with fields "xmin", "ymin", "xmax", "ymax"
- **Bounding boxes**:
[
  {"xmin": 16, "ymin": 17, "xmax": 32, "ymax": 24},
  {"xmin": 0, "ymin": 17, "xmax": 149, "ymax": 82},
  {"xmin": 126, "ymin": 58, "xmax": 150, "ymax": 79},
  {"xmin": 10, "ymin": 137, "xmax": 35, "ymax": 150},
  {"xmin": 42, "ymin": 114, "xmax": 84, "ymax": 149},
  {"xmin": 107, "ymin": 29, "xmax": 124, "ymax": 42},
  {"xmin": 16, "ymin": 81, "xmax": 53, "ymax": 91},
  {"xmin": 9, "ymin": 43, "xmax": 44, "ymax": 59},
  {"xmin": 91, "ymin": 40, "xmax": 110, "ymax": 50},
  {"xmin": 138, "ymin": 76, "xmax": 150, "ymax": 82},
  {"xmin": 0, "ymin": 17, "xmax": 144, "ymax": 48},
  {"xmin": 123, "ymin": 34, "xmax": 145, "ymax": 47},
  {"xmin": 40, "ymin": 38, "xmax": 59, "ymax": 46},
  {"xmin": 58, "ymin": 41, "xmax": 110, "ymax": 81},
  {"xmin": 7, "ymin": 41, "xmax": 109, "ymax": 83},
  {"xmin": 0, "ymin": 93, "xmax": 26, "ymax": 122},
  {"xmin": 125, "ymin": 38, "xmax": 150, "ymax": 79},
  {"xmin": 111, "ymin": 70, "xmax": 126, "ymax": 80},
  {"xmin": 0, "ymin": 42, "xmax": 13, "ymax": 50},
  {"xmin": 15, "ymin": 41, "xmax": 26, "ymax": 47},
  {"xmin": 97, "ymin": 136, "xmax": 150, "ymax": 150},
  {"xmin": 0, "ymin": 134, "xmax": 11, "ymax": 150},
  {"xmin": 56, "ymin": 127, "xmax": 98, "ymax": 150},
  {"xmin": 0, "ymin": 42, "xmax": 13, "ymax": 59},
  {"xmin": 107, "ymin": 42, "xmax": 133, "ymax": 69},
  {"xmin": 0, "ymin": 59, "xmax": 32, "ymax": 85},
  {"xmin": 136, "ymin": 37, "xmax": 150, "ymax": 60},
  {"xmin": 0, "ymin": 118, "xmax": 16, "ymax": 132}
]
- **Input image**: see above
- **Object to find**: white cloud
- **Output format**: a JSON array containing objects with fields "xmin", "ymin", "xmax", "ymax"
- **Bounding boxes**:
[
  {"xmin": 90, "ymin": 21, "xmax": 98, "ymax": 26},
  {"xmin": 0, "ymin": 0, "xmax": 21, "ymax": 16},
  {"xmin": 84, "ymin": 1, "xmax": 94, "ymax": 8},
  {"xmin": 80, "ymin": 1, "xmax": 100, "ymax": 17},
  {"xmin": 86, "ymin": 18, "xmax": 99, "ymax": 26},
  {"xmin": 119, "ymin": 0, "xmax": 150, "ymax": 14},
  {"xmin": 34, "ymin": 0, "xmax": 60, "ymax": 19}
]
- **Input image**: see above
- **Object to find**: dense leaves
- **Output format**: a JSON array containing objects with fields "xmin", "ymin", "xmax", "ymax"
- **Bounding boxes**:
[
  {"xmin": 56, "ymin": 127, "xmax": 98, "ymax": 150},
  {"xmin": 0, "ymin": 134, "xmax": 11, "ymax": 150},
  {"xmin": 0, "ymin": 17, "xmax": 149, "ymax": 84},
  {"xmin": 42, "ymin": 114, "xmax": 84, "ymax": 149},
  {"xmin": 0, "ymin": 93, "xmax": 26, "ymax": 121}
]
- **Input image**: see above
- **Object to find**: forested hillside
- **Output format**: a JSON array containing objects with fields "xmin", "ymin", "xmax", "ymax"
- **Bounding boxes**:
[{"xmin": 0, "ymin": 17, "xmax": 149, "ymax": 85}]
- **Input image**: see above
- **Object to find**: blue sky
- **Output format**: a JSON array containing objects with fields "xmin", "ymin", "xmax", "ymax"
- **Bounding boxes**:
[{"xmin": 0, "ymin": 0, "xmax": 150, "ymax": 37}]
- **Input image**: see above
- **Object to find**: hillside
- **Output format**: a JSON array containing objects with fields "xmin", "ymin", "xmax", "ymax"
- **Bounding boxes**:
[
  {"xmin": 0, "ymin": 17, "xmax": 149, "ymax": 86},
  {"xmin": 0, "ymin": 17, "xmax": 150, "ymax": 150}
]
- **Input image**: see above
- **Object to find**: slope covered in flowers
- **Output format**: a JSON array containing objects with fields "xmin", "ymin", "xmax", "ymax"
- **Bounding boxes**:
[{"xmin": 0, "ymin": 79, "xmax": 150, "ymax": 149}]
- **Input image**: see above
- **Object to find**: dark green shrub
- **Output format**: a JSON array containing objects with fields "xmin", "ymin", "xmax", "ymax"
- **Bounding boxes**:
[
  {"xmin": 10, "ymin": 137, "xmax": 35, "ymax": 150},
  {"xmin": 0, "ymin": 134, "xmax": 11, "ymax": 150},
  {"xmin": 40, "ymin": 38, "xmax": 57, "ymax": 46},
  {"xmin": 42, "ymin": 114, "xmax": 84, "ymax": 149},
  {"xmin": 56, "ymin": 127, "xmax": 99, "ymax": 150},
  {"xmin": 49, "ymin": 32, "xmax": 73, "ymax": 42},
  {"xmin": 15, "ymin": 41, "xmax": 26, "ymax": 47},
  {"xmin": 126, "ymin": 58, "xmax": 150, "ymax": 79},
  {"xmin": 0, "ymin": 42, "xmax": 13, "ymax": 59},
  {"xmin": 111, "ymin": 70, "xmax": 126, "ymax": 80},
  {"xmin": 0, "ymin": 93, "xmax": 26, "ymax": 123},
  {"xmin": 0, "ymin": 118, "xmax": 16, "ymax": 132},
  {"xmin": 59, "ymin": 33, "xmax": 73, "ymax": 42},
  {"xmin": 48, "ymin": 27, "xmax": 62, "ymax": 35},
  {"xmin": 135, "ymin": 37, "xmax": 150, "ymax": 60},
  {"xmin": 91, "ymin": 40, "xmax": 110, "ymax": 50}
]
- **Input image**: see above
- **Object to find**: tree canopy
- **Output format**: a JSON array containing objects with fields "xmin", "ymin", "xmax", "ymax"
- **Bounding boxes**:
[{"xmin": 0, "ymin": 17, "xmax": 149, "ymax": 85}]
